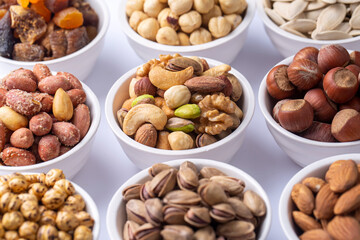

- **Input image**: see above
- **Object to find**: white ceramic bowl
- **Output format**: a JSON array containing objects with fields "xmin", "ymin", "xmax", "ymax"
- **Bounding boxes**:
[
  {"xmin": 0, "ymin": 81, "xmax": 101, "ymax": 179},
  {"xmin": 106, "ymin": 158, "xmax": 272, "ymax": 240},
  {"xmin": 105, "ymin": 57, "xmax": 255, "ymax": 169},
  {"xmin": 256, "ymin": 0, "xmax": 360, "ymax": 58},
  {"xmin": 118, "ymin": 1, "xmax": 255, "ymax": 64},
  {"xmin": 258, "ymin": 55, "xmax": 360, "ymax": 167},
  {"xmin": 279, "ymin": 153, "xmax": 360, "ymax": 239},
  {"xmin": 0, "ymin": 0, "xmax": 110, "ymax": 81}
]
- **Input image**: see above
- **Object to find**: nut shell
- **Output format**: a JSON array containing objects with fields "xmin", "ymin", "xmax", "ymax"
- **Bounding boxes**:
[
  {"xmin": 318, "ymin": 44, "xmax": 350, "ymax": 73},
  {"xmin": 266, "ymin": 65, "xmax": 295, "ymax": 100},
  {"xmin": 287, "ymin": 59, "xmax": 322, "ymax": 90}
]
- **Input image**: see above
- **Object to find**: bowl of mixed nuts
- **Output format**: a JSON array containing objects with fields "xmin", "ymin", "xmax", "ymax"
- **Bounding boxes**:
[
  {"xmin": 279, "ymin": 153, "xmax": 360, "ymax": 239},
  {"xmin": 105, "ymin": 54, "xmax": 255, "ymax": 169},
  {"xmin": 0, "ymin": 168, "xmax": 100, "ymax": 239},
  {"xmin": 106, "ymin": 159, "xmax": 271, "ymax": 240},
  {"xmin": 0, "ymin": 0, "xmax": 110, "ymax": 81},
  {"xmin": 258, "ymin": 44, "xmax": 360, "ymax": 167},
  {"xmin": 256, "ymin": 0, "xmax": 360, "ymax": 57},
  {"xmin": 0, "ymin": 64, "xmax": 101, "ymax": 178},
  {"xmin": 119, "ymin": 0, "xmax": 255, "ymax": 63}
]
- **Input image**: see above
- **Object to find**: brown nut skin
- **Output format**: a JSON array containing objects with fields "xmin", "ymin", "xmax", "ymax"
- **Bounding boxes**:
[
  {"xmin": 304, "ymin": 88, "xmax": 337, "ymax": 123},
  {"xmin": 38, "ymin": 135, "xmax": 61, "ymax": 161},
  {"xmin": 273, "ymin": 99, "xmax": 290, "ymax": 122},
  {"xmin": 66, "ymin": 89, "xmax": 86, "ymax": 108},
  {"xmin": 38, "ymin": 76, "xmax": 72, "ymax": 95},
  {"xmin": 2, "ymin": 147, "xmax": 36, "ymax": 166},
  {"xmin": 32, "ymin": 93, "xmax": 54, "ymax": 113},
  {"xmin": 287, "ymin": 59, "xmax": 323, "ymax": 91},
  {"xmin": 6, "ymin": 89, "xmax": 42, "ymax": 116},
  {"xmin": 278, "ymin": 99, "xmax": 314, "ymax": 133},
  {"xmin": 134, "ymin": 123, "xmax": 158, "ymax": 147},
  {"xmin": 350, "ymin": 50, "xmax": 360, "ymax": 67},
  {"xmin": 298, "ymin": 121, "xmax": 336, "ymax": 142},
  {"xmin": 72, "ymin": 104, "xmax": 91, "ymax": 139},
  {"xmin": 29, "ymin": 112, "xmax": 53, "ymax": 136},
  {"xmin": 3, "ymin": 68, "xmax": 37, "ymax": 92},
  {"xmin": 266, "ymin": 65, "xmax": 296, "ymax": 100},
  {"xmin": 134, "ymin": 77, "xmax": 157, "ymax": 96},
  {"xmin": 323, "ymin": 67, "xmax": 359, "ymax": 104},
  {"xmin": 10, "ymin": 128, "xmax": 34, "ymax": 149},
  {"xmin": 318, "ymin": 44, "xmax": 350, "ymax": 73},
  {"xmin": 331, "ymin": 109, "xmax": 360, "ymax": 142},
  {"xmin": 33, "ymin": 64, "xmax": 51, "ymax": 81},
  {"xmin": 339, "ymin": 96, "xmax": 360, "ymax": 112},
  {"xmin": 293, "ymin": 46, "xmax": 319, "ymax": 63},
  {"xmin": 345, "ymin": 64, "xmax": 360, "ymax": 79},
  {"xmin": 52, "ymin": 122, "xmax": 80, "ymax": 146},
  {"xmin": 56, "ymin": 72, "xmax": 82, "ymax": 90}
]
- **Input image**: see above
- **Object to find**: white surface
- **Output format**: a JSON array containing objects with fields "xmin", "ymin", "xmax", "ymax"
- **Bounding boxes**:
[{"xmin": 71, "ymin": 1, "xmax": 311, "ymax": 239}]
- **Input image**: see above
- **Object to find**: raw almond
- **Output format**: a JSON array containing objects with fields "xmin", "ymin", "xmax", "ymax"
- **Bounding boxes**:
[
  {"xmin": 314, "ymin": 184, "xmax": 339, "ymax": 219},
  {"xmin": 291, "ymin": 183, "xmax": 315, "ymax": 215},
  {"xmin": 327, "ymin": 216, "xmax": 360, "ymax": 240},
  {"xmin": 293, "ymin": 211, "xmax": 321, "ymax": 232},
  {"xmin": 325, "ymin": 160, "xmax": 358, "ymax": 193},
  {"xmin": 72, "ymin": 104, "xmax": 90, "ymax": 139},
  {"xmin": 334, "ymin": 184, "xmax": 360, "ymax": 215},
  {"xmin": 1, "ymin": 147, "xmax": 36, "ymax": 166},
  {"xmin": 302, "ymin": 177, "xmax": 326, "ymax": 193},
  {"xmin": 53, "ymin": 88, "xmax": 73, "ymax": 122},
  {"xmin": 184, "ymin": 76, "xmax": 226, "ymax": 93},
  {"xmin": 0, "ymin": 106, "xmax": 28, "ymax": 131},
  {"xmin": 134, "ymin": 123, "xmax": 157, "ymax": 147},
  {"xmin": 299, "ymin": 229, "xmax": 333, "ymax": 240}
]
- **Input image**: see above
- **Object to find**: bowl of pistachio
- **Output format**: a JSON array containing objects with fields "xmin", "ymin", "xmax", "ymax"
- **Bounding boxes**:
[
  {"xmin": 106, "ymin": 159, "xmax": 271, "ymax": 240},
  {"xmin": 105, "ymin": 54, "xmax": 255, "ymax": 169}
]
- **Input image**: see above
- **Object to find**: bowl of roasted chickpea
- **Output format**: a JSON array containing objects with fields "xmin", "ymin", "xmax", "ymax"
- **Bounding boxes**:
[{"xmin": 119, "ymin": 0, "xmax": 256, "ymax": 63}]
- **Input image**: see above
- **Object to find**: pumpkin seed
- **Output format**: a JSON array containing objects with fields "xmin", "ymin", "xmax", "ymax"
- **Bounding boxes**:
[
  {"xmin": 312, "ymin": 30, "xmax": 352, "ymax": 40},
  {"xmin": 265, "ymin": 7, "xmax": 286, "ymax": 26},
  {"xmin": 316, "ymin": 4, "xmax": 346, "ymax": 32},
  {"xmin": 280, "ymin": 19, "xmax": 316, "ymax": 33},
  {"xmin": 306, "ymin": 0, "xmax": 327, "ymax": 11},
  {"xmin": 350, "ymin": 4, "xmax": 360, "ymax": 29},
  {"xmin": 349, "ymin": 29, "xmax": 360, "ymax": 36}
]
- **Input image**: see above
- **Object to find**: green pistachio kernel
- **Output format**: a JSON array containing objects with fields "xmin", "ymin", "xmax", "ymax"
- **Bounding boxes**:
[
  {"xmin": 131, "ymin": 94, "xmax": 154, "ymax": 107},
  {"xmin": 174, "ymin": 104, "xmax": 201, "ymax": 119}
]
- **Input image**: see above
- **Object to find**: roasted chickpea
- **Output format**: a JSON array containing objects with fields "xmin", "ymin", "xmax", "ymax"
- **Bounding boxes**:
[
  {"xmin": 2, "ymin": 211, "xmax": 24, "ymax": 230},
  {"xmin": 179, "ymin": 10, "xmax": 202, "ymax": 33},
  {"xmin": 75, "ymin": 211, "xmax": 94, "ymax": 229},
  {"xmin": 45, "ymin": 169, "xmax": 65, "ymax": 187},
  {"xmin": 156, "ymin": 27, "xmax": 180, "ymax": 45},
  {"xmin": 5, "ymin": 231, "xmax": 19, "ymax": 240},
  {"xmin": 25, "ymin": 173, "xmax": 46, "ymax": 184},
  {"xmin": 137, "ymin": 18, "xmax": 160, "ymax": 41},
  {"xmin": 74, "ymin": 225, "xmax": 92, "ymax": 240},
  {"xmin": 19, "ymin": 221, "xmax": 39, "ymax": 240},
  {"xmin": 37, "ymin": 225, "xmax": 58, "ymax": 240},
  {"xmin": 190, "ymin": 28, "xmax": 212, "ymax": 45},
  {"xmin": 21, "ymin": 200, "xmax": 40, "ymax": 221},
  {"xmin": 61, "ymin": 194, "xmax": 85, "ymax": 212},
  {"xmin": 144, "ymin": 0, "xmax": 165, "ymax": 18},
  {"xmin": 224, "ymin": 14, "xmax": 242, "ymax": 30},
  {"xmin": 126, "ymin": 0, "xmax": 145, "ymax": 17},
  {"xmin": 168, "ymin": 0, "xmax": 193, "ymax": 15},
  {"xmin": 9, "ymin": 175, "xmax": 29, "ymax": 193},
  {"xmin": 59, "ymin": 231, "xmax": 72, "ymax": 240},
  {"xmin": 0, "ymin": 223, "xmax": 4, "ymax": 237},
  {"xmin": 53, "ymin": 179, "xmax": 75, "ymax": 197},
  {"xmin": 178, "ymin": 32, "xmax": 190, "ymax": 46},
  {"xmin": 208, "ymin": 16, "xmax": 231, "ymax": 38},
  {"xmin": 18, "ymin": 193, "xmax": 38, "ymax": 204},
  {"xmin": 56, "ymin": 211, "xmax": 80, "ymax": 231},
  {"xmin": 39, "ymin": 210, "xmax": 57, "ymax": 226},
  {"xmin": 194, "ymin": 0, "xmax": 214, "ymax": 14},
  {"xmin": 1, "ymin": 192, "xmax": 21, "ymax": 213},
  {"xmin": 28, "ymin": 183, "xmax": 48, "ymax": 200},
  {"xmin": 129, "ymin": 11, "xmax": 149, "ymax": 31},
  {"xmin": 0, "ymin": 182, "xmax": 10, "ymax": 196},
  {"xmin": 41, "ymin": 188, "xmax": 66, "ymax": 210}
]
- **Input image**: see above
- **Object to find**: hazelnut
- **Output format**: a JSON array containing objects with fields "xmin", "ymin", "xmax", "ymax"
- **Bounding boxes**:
[
  {"xmin": 339, "ymin": 96, "xmax": 360, "ymax": 112},
  {"xmin": 137, "ymin": 18, "xmax": 160, "ymax": 41},
  {"xmin": 126, "ymin": 0, "xmax": 145, "ymax": 17},
  {"xmin": 202, "ymin": 5, "xmax": 222, "ymax": 27},
  {"xmin": 287, "ymin": 59, "xmax": 323, "ymax": 90},
  {"xmin": 224, "ymin": 14, "xmax": 242, "ymax": 30},
  {"xmin": 323, "ymin": 67, "xmax": 359, "ymax": 104},
  {"xmin": 157, "ymin": 8, "xmax": 179, "ymax": 30},
  {"xmin": 219, "ymin": 0, "xmax": 242, "ymax": 14},
  {"xmin": 273, "ymin": 99, "xmax": 290, "ymax": 123},
  {"xmin": 345, "ymin": 64, "xmax": 360, "ymax": 80},
  {"xmin": 350, "ymin": 50, "xmax": 360, "ymax": 66},
  {"xmin": 178, "ymin": 32, "xmax": 190, "ymax": 46},
  {"xmin": 298, "ymin": 121, "xmax": 336, "ymax": 142},
  {"xmin": 266, "ymin": 65, "xmax": 296, "ymax": 100},
  {"xmin": 194, "ymin": 0, "xmax": 214, "ymax": 14},
  {"xmin": 179, "ymin": 11, "xmax": 202, "ymax": 34},
  {"xmin": 168, "ymin": 0, "xmax": 193, "ymax": 15},
  {"xmin": 331, "ymin": 109, "xmax": 360, "ymax": 142},
  {"xmin": 143, "ymin": 0, "xmax": 165, "ymax": 18},
  {"xmin": 156, "ymin": 27, "xmax": 180, "ymax": 45},
  {"xmin": 304, "ymin": 88, "xmax": 337, "ymax": 122},
  {"xmin": 129, "ymin": 11, "xmax": 149, "ymax": 31},
  {"xmin": 293, "ymin": 47, "xmax": 319, "ymax": 63},
  {"xmin": 168, "ymin": 131, "xmax": 194, "ymax": 150},
  {"xmin": 134, "ymin": 77, "xmax": 157, "ymax": 96},
  {"xmin": 318, "ymin": 44, "xmax": 350, "ymax": 73},
  {"xmin": 189, "ymin": 28, "xmax": 212, "ymax": 45},
  {"xmin": 208, "ymin": 16, "xmax": 231, "ymax": 38},
  {"xmin": 277, "ymin": 99, "xmax": 314, "ymax": 133}
]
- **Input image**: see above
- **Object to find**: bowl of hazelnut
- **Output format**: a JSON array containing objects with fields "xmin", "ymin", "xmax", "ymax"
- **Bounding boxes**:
[
  {"xmin": 279, "ymin": 153, "xmax": 360, "ymax": 239},
  {"xmin": 105, "ymin": 54, "xmax": 255, "ymax": 169},
  {"xmin": 0, "ymin": 64, "xmax": 101, "ymax": 178},
  {"xmin": 256, "ymin": 0, "xmax": 360, "ymax": 57},
  {"xmin": 119, "ymin": 0, "xmax": 255, "ymax": 63},
  {"xmin": 0, "ymin": 168, "xmax": 100, "ymax": 239},
  {"xmin": 258, "ymin": 44, "xmax": 360, "ymax": 167},
  {"xmin": 0, "ymin": 0, "xmax": 110, "ymax": 81},
  {"xmin": 107, "ymin": 159, "xmax": 271, "ymax": 240}
]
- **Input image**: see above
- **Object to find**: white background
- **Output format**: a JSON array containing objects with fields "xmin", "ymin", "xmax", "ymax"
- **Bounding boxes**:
[{"xmin": 73, "ymin": 1, "xmax": 304, "ymax": 239}]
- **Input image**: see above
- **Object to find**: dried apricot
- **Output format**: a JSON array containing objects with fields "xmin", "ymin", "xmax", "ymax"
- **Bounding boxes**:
[
  {"xmin": 0, "ymin": 10, "xmax": 7, "ymax": 19},
  {"xmin": 53, "ymin": 7, "xmax": 83, "ymax": 29},
  {"xmin": 29, "ymin": 0, "xmax": 41, "ymax": 3},
  {"xmin": 17, "ymin": 0, "xmax": 29, "ymax": 8},
  {"xmin": 30, "ymin": 0, "xmax": 51, "ymax": 22}
]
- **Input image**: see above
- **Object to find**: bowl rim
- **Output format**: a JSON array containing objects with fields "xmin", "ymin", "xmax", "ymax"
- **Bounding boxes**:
[
  {"xmin": 106, "ymin": 158, "xmax": 272, "ymax": 240},
  {"xmin": 105, "ymin": 57, "xmax": 255, "ymax": 156},
  {"xmin": 118, "ymin": 0, "xmax": 256, "ymax": 52},
  {"xmin": 258, "ymin": 55, "xmax": 360, "ymax": 147},
  {"xmin": 255, "ymin": 0, "xmax": 360, "ymax": 45},
  {"xmin": 0, "ymin": 81, "xmax": 101, "ymax": 171},
  {"xmin": 0, "ymin": 0, "xmax": 110, "ymax": 66},
  {"xmin": 278, "ymin": 153, "xmax": 360, "ymax": 239}
]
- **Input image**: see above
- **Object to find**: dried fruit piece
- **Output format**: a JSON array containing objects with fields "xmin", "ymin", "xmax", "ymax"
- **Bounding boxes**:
[
  {"xmin": 45, "ymin": 0, "xmax": 69, "ymax": 13},
  {"xmin": 0, "ymin": 11, "xmax": 15, "ymax": 58},
  {"xmin": 31, "ymin": 0, "xmax": 51, "ymax": 22},
  {"xmin": 77, "ymin": 2, "xmax": 98, "ymax": 27},
  {"xmin": 49, "ymin": 29, "xmax": 67, "ymax": 58},
  {"xmin": 53, "ymin": 7, "xmax": 83, "ymax": 29},
  {"xmin": 65, "ymin": 26, "xmax": 88, "ymax": 54},
  {"xmin": 12, "ymin": 43, "xmax": 45, "ymax": 61},
  {"xmin": 17, "ymin": 0, "xmax": 30, "ymax": 8}
]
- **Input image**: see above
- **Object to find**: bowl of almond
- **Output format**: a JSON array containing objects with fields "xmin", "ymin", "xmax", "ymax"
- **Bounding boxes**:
[{"xmin": 279, "ymin": 153, "xmax": 360, "ymax": 239}]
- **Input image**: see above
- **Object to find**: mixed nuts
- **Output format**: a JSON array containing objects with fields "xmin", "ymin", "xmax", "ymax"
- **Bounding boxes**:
[
  {"xmin": 125, "ymin": 0, "xmax": 248, "ymax": 46},
  {"xmin": 122, "ymin": 161, "xmax": 267, "ymax": 240},
  {"xmin": 291, "ymin": 159, "xmax": 360, "ymax": 240},
  {"xmin": 266, "ymin": 44, "xmax": 360, "ymax": 142},
  {"xmin": 117, "ymin": 54, "xmax": 244, "ymax": 150},
  {"xmin": 0, "ymin": 63, "xmax": 91, "ymax": 166},
  {"xmin": 0, "ymin": 169, "xmax": 94, "ymax": 239},
  {"xmin": 263, "ymin": 0, "xmax": 360, "ymax": 40}
]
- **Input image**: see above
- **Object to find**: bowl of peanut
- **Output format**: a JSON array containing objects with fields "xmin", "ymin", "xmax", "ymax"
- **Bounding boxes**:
[
  {"xmin": 0, "ymin": 64, "xmax": 101, "ymax": 178},
  {"xmin": 107, "ymin": 159, "xmax": 271, "ymax": 240},
  {"xmin": 258, "ymin": 44, "xmax": 360, "ymax": 167},
  {"xmin": 105, "ymin": 54, "xmax": 255, "ymax": 169},
  {"xmin": 0, "ymin": 168, "xmax": 100, "ymax": 239},
  {"xmin": 119, "ymin": 0, "xmax": 255, "ymax": 63},
  {"xmin": 256, "ymin": 0, "xmax": 360, "ymax": 57},
  {"xmin": 0, "ymin": 0, "xmax": 110, "ymax": 81},
  {"xmin": 279, "ymin": 153, "xmax": 360, "ymax": 239}
]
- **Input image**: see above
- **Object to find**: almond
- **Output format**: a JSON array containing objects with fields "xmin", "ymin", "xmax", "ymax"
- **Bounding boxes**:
[
  {"xmin": 314, "ymin": 184, "xmax": 339, "ymax": 220},
  {"xmin": 299, "ymin": 229, "xmax": 333, "ymax": 240},
  {"xmin": 334, "ymin": 184, "xmax": 360, "ymax": 215},
  {"xmin": 1, "ymin": 147, "xmax": 36, "ymax": 166},
  {"xmin": 302, "ymin": 177, "xmax": 326, "ymax": 193},
  {"xmin": 325, "ymin": 160, "xmax": 358, "ymax": 193},
  {"xmin": 134, "ymin": 123, "xmax": 157, "ymax": 147},
  {"xmin": 291, "ymin": 183, "xmax": 315, "ymax": 215},
  {"xmin": 184, "ymin": 76, "xmax": 226, "ymax": 93},
  {"xmin": 293, "ymin": 211, "xmax": 321, "ymax": 232},
  {"xmin": 53, "ymin": 88, "xmax": 73, "ymax": 122},
  {"xmin": 327, "ymin": 216, "xmax": 360, "ymax": 240}
]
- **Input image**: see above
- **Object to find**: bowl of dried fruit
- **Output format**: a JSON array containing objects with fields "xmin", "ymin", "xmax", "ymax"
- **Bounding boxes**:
[
  {"xmin": 0, "ymin": 0, "xmax": 110, "ymax": 81},
  {"xmin": 119, "ymin": 0, "xmax": 255, "ymax": 63},
  {"xmin": 0, "ymin": 64, "xmax": 101, "ymax": 178},
  {"xmin": 105, "ymin": 54, "xmax": 255, "ymax": 169},
  {"xmin": 256, "ymin": 0, "xmax": 360, "ymax": 57},
  {"xmin": 258, "ymin": 44, "xmax": 360, "ymax": 167},
  {"xmin": 279, "ymin": 153, "xmax": 360, "ymax": 239},
  {"xmin": 0, "ymin": 168, "xmax": 100, "ymax": 239},
  {"xmin": 107, "ymin": 159, "xmax": 271, "ymax": 240}
]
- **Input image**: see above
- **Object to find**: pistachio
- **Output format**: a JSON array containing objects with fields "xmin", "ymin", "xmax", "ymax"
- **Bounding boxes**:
[
  {"xmin": 144, "ymin": 198, "xmax": 163, "ymax": 226},
  {"xmin": 148, "ymin": 163, "xmax": 173, "ymax": 177},
  {"xmin": 200, "ymin": 167, "xmax": 227, "ymax": 178},
  {"xmin": 194, "ymin": 226, "xmax": 216, "ymax": 240},
  {"xmin": 161, "ymin": 225, "xmax": 194, "ymax": 240},
  {"xmin": 123, "ymin": 220, "xmax": 140, "ymax": 240},
  {"xmin": 196, "ymin": 133, "xmax": 217, "ymax": 147},
  {"xmin": 184, "ymin": 207, "xmax": 211, "ymax": 228},
  {"xmin": 117, "ymin": 108, "xmax": 128, "ymax": 130},
  {"xmin": 177, "ymin": 164, "xmax": 199, "ymax": 191},
  {"xmin": 126, "ymin": 199, "xmax": 147, "ymax": 225},
  {"xmin": 163, "ymin": 204, "xmax": 187, "ymax": 225},
  {"xmin": 166, "ymin": 117, "xmax": 195, "ymax": 133},
  {"xmin": 131, "ymin": 94, "xmax": 155, "ymax": 107},
  {"xmin": 227, "ymin": 197, "xmax": 253, "ymax": 220},
  {"xmin": 198, "ymin": 182, "xmax": 228, "ymax": 206},
  {"xmin": 210, "ymin": 176, "xmax": 245, "ymax": 196},
  {"xmin": 134, "ymin": 223, "xmax": 161, "ymax": 240},
  {"xmin": 243, "ymin": 190, "xmax": 267, "ymax": 217},
  {"xmin": 174, "ymin": 104, "xmax": 201, "ymax": 119},
  {"xmin": 210, "ymin": 203, "xmax": 236, "ymax": 223},
  {"xmin": 149, "ymin": 169, "xmax": 177, "ymax": 197},
  {"xmin": 122, "ymin": 184, "xmax": 141, "ymax": 202},
  {"xmin": 166, "ymin": 57, "xmax": 203, "ymax": 75},
  {"xmin": 163, "ymin": 190, "xmax": 201, "ymax": 206},
  {"xmin": 140, "ymin": 181, "xmax": 155, "ymax": 201},
  {"xmin": 216, "ymin": 220, "xmax": 255, "ymax": 239}
]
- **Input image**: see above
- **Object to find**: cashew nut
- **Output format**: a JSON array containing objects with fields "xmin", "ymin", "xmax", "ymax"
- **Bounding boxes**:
[
  {"xmin": 123, "ymin": 104, "xmax": 167, "ymax": 135},
  {"xmin": 149, "ymin": 65, "xmax": 194, "ymax": 90},
  {"xmin": 202, "ymin": 64, "xmax": 231, "ymax": 77}
]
